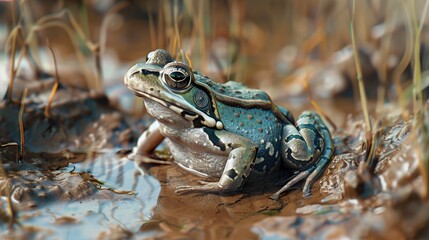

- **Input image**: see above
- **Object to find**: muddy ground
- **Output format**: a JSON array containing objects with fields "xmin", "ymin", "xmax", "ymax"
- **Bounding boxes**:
[{"xmin": 1, "ymin": 89, "xmax": 428, "ymax": 239}]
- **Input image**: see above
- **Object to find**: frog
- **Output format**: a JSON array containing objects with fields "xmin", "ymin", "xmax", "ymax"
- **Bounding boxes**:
[{"xmin": 124, "ymin": 49, "xmax": 334, "ymax": 199}]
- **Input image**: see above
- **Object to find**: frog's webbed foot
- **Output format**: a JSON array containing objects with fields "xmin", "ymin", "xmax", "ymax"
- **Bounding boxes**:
[
  {"xmin": 276, "ymin": 111, "xmax": 334, "ymax": 199},
  {"xmin": 132, "ymin": 153, "xmax": 172, "ymax": 165},
  {"xmin": 127, "ymin": 149, "xmax": 172, "ymax": 165},
  {"xmin": 175, "ymin": 181, "xmax": 223, "ymax": 195},
  {"xmin": 270, "ymin": 167, "xmax": 314, "ymax": 200}
]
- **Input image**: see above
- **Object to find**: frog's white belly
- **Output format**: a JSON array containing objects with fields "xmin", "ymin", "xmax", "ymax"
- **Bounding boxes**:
[
  {"xmin": 168, "ymin": 140, "xmax": 228, "ymax": 177},
  {"xmin": 159, "ymin": 125, "xmax": 230, "ymax": 178}
]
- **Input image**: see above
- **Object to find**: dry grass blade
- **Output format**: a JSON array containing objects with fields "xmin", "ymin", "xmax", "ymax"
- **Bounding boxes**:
[
  {"xmin": 197, "ymin": 0, "xmax": 207, "ymax": 71},
  {"xmin": 18, "ymin": 88, "xmax": 28, "ymax": 160},
  {"xmin": 172, "ymin": 0, "xmax": 182, "ymax": 55},
  {"xmin": 44, "ymin": 42, "xmax": 60, "ymax": 118},
  {"xmin": 26, "ymin": 20, "xmax": 94, "ymax": 88},
  {"xmin": 420, "ymin": 105, "xmax": 429, "ymax": 199},
  {"xmin": 6, "ymin": 27, "xmax": 19, "ymax": 103},
  {"xmin": 36, "ymin": 10, "xmax": 97, "ymax": 51},
  {"xmin": 350, "ymin": 0, "xmax": 374, "ymax": 168},
  {"xmin": 9, "ymin": 6, "xmax": 103, "ymax": 90},
  {"xmin": 185, "ymin": 51, "xmax": 193, "ymax": 68},
  {"xmin": 410, "ymin": 0, "xmax": 426, "ymax": 114},
  {"xmin": 393, "ymin": 2, "xmax": 414, "ymax": 119},
  {"xmin": 98, "ymin": 2, "xmax": 129, "ymax": 88},
  {"xmin": 376, "ymin": 2, "xmax": 395, "ymax": 111},
  {"xmin": 303, "ymin": 76, "xmax": 337, "ymax": 131},
  {"xmin": 409, "ymin": 0, "xmax": 429, "ymax": 199}
]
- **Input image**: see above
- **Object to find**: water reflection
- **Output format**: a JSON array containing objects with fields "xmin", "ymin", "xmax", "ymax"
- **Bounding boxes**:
[{"xmin": 1, "ymin": 151, "xmax": 161, "ymax": 239}]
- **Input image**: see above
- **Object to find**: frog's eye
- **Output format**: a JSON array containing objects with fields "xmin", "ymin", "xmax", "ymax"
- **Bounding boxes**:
[{"xmin": 162, "ymin": 62, "xmax": 193, "ymax": 91}]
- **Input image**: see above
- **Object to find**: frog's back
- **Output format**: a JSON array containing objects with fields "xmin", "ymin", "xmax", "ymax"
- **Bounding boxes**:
[
  {"xmin": 197, "ymin": 76, "xmax": 272, "ymax": 104},
  {"xmin": 215, "ymin": 100, "xmax": 284, "ymax": 173},
  {"xmin": 195, "ymin": 75, "xmax": 290, "ymax": 174}
]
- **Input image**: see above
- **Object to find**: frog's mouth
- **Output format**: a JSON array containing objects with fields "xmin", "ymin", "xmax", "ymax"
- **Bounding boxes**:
[{"xmin": 125, "ymin": 65, "xmax": 223, "ymax": 130}]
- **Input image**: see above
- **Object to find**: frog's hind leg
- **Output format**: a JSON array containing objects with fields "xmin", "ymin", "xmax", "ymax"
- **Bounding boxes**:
[
  {"xmin": 274, "ymin": 111, "xmax": 333, "ymax": 199},
  {"xmin": 301, "ymin": 112, "xmax": 334, "ymax": 196}
]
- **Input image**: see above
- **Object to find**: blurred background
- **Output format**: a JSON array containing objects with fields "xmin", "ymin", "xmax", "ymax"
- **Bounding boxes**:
[
  {"xmin": 1, "ymin": 0, "xmax": 428, "ymax": 118},
  {"xmin": 1, "ymin": 1, "xmax": 429, "ymax": 239}
]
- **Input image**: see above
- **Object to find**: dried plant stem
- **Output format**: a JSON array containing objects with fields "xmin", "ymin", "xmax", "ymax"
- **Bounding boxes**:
[
  {"xmin": 185, "ymin": 51, "xmax": 193, "ymax": 68},
  {"xmin": 376, "ymin": 2, "xmax": 395, "ymax": 110},
  {"xmin": 26, "ymin": 21, "xmax": 94, "ymax": 88},
  {"xmin": 44, "ymin": 43, "xmax": 59, "ymax": 118},
  {"xmin": 411, "ymin": 0, "xmax": 427, "ymax": 114},
  {"xmin": 393, "ymin": 1, "xmax": 414, "ymax": 119},
  {"xmin": 410, "ymin": 0, "xmax": 429, "ymax": 199},
  {"xmin": 420, "ymin": 107, "xmax": 429, "ymax": 199},
  {"xmin": 37, "ymin": 10, "xmax": 97, "ymax": 51},
  {"xmin": 351, "ymin": 0, "xmax": 374, "ymax": 166},
  {"xmin": 301, "ymin": 24, "xmax": 326, "ymax": 55},
  {"xmin": 6, "ymin": 7, "xmax": 102, "ymax": 90},
  {"xmin": 18, "ymin": 88, "xmax": 28, "ymax": 160},
  {"xmin": 99, "ymin": 2, "xmax": 128, "ymax": 89},
  {"xmin": 303, "ymin": 76, "xmax": 337, "ymax": 131},
  {"xmin": 6, "ymin": 27, "xmax": 18, "ymax": 102},
  {"xmin": 173, "ymin": 0, "xmax": 182, "ymax": 55},
  {"xmin": 198, "ymin": 0, "xmax": 207, "ymax": 72}
]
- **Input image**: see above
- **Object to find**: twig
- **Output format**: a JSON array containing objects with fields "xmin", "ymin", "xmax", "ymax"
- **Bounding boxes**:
[
  {"xmin": 303, "ymin": 75, "xmax": 337, "ymax": 131},
  {"xmin": 393, "ymin": 1, "xmax": 414, "ymax": 119},
  {"xmin": 18, "ymin": 88, "xmax": 28, "ymax": 160},
  {"xmin": 6, "ymin": 27, "xmax": 19, "ymax": 102},
  {"xmin": 350, "ymin": 0, "xmax": 374, "ymax": 167},
  {"xmin": 44, "ymin": 42, "xmax": 60, "ymax": 118},
  {"xmin": 410, "ymin": 0, "xmax": 429, "ymax": 199},
  {"xmin": 410, "ymin": 0, "xmax": 425, "ymax": 114}
]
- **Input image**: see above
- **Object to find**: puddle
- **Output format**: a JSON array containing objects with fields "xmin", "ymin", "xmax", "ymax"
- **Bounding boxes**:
[{"xmin": 1, "ymin": 151, "xmax": 161, "ymax": 239}]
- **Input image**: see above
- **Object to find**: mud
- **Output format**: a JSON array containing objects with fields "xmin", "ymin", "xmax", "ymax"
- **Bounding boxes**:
[{"xmin": 0, "ymin": 89, "xmax": 428, "ymax": 239}]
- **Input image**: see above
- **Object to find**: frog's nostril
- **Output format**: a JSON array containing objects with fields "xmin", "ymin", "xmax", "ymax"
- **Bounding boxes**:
[
  {"xmin": 141, "ymin": 69, "xmax": 160, "ymax": 77},
  {"xmin": 127, "ymin": 70, "xmax": 139, "ymax": 79}
]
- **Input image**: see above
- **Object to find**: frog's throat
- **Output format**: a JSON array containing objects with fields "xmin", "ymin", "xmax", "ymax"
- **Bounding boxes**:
[{"xmin": 133, "ymin": 89, "xmax": 224, "ymax": 130}]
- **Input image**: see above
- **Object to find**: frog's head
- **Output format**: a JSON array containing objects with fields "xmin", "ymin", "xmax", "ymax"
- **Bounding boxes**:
[{"xmin": 124, "ymin": 49, "xmax": 223, "ymax": 129}]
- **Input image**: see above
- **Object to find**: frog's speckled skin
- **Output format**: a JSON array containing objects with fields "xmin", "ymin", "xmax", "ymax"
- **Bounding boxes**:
[{"xmin": 124, "ymin": 49, "xmax": 334, "ymax": 198}]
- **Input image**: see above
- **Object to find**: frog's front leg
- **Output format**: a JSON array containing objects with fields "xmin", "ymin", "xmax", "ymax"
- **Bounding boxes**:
[
  {"xmin": 175, "ymin": 130, "xmax": 258, "ymax": 194},
  {"xmin": 274, "ymin": 111, "xmax": 333, "ymax": 199},
  {"xmin": 129, "ymin": 121, "xmax": 170, "ymax": 164}
]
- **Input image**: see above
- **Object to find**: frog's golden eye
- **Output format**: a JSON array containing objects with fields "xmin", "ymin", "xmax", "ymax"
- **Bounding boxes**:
[{"xmin": 162, "ymin": 62, "xmax": 193, "ymax": 91}]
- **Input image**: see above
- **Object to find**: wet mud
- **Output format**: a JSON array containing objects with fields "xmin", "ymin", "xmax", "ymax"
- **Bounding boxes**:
[{"xmin": 1, "ymin": 91, "xmax": 427, "ymax": 239}]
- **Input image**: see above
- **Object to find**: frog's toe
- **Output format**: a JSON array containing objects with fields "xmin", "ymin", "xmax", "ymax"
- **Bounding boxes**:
[
  {"xmin": 197, "ymin": 180, "xmax": 215, "ymax": 185},
  {"xmin": 133, "ymin": 154, "xmax": 172, "ymax": 165},
  {"xmin": 126, "ymin": 152, "xmax": 136, "ymax": 160},
  {"xmin": 175, "ymin": 182, "xmax": 222, "ymax": 195},
  {"xmin": 303, "ymin": 190, "xmax": 312, "ymax": 198},
  {"xmin": 269, "ymin": 193, "xmax": 280, "ymax": 200}
]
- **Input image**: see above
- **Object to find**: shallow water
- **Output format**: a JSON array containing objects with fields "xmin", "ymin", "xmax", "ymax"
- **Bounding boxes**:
[{"xmin": 0, "ymin": 151, "xmax": 160, "ymax": 239}]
